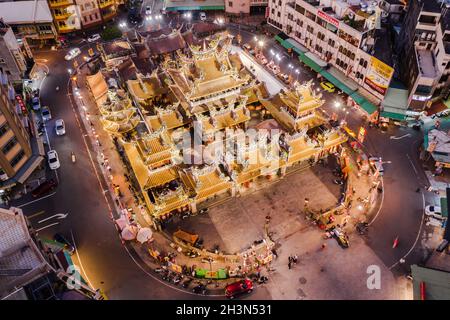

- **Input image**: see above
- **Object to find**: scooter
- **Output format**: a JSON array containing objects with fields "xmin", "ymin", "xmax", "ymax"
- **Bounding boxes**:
[
  {"xmin": 257, "ymin": 276, "xmax": 269, "ymax": 284},
  {"xmin": 182, "ymin": 278, "xmax": 193, "ymax": 288},
  {"xmin": 333, "ymin": 179, "xmax": 344, "ymax": 185},
  {"xmin": 71, "ymin": 151, "xmax": 76, "ymax": 163}
]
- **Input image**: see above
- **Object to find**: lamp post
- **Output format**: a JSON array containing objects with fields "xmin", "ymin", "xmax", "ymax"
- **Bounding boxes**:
[{"xmin": 295, "ymin": 68, "xmax": 300, "ymax": 81}]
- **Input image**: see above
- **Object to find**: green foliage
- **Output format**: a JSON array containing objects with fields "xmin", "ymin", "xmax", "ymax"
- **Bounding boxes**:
[{"xmin": 101, "ymin": 25, "xmax": 122, "ymax": 41}]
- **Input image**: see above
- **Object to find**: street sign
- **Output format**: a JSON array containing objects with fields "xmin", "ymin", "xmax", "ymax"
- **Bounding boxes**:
[{"xmin": 357, "ymin": 127, "xmax": 366, "ymax": 144}]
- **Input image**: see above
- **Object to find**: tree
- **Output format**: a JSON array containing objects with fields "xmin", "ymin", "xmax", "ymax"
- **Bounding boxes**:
[{"xmin": 101, "ymin": 25, "xmax": 122, "ymax": 41}]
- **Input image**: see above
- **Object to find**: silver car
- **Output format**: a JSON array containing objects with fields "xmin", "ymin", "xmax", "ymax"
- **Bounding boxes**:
[
  {"xmin": 55, "ymin": 119, "xmax": 65, "ymax": 136},
  {"xmin": 41, "ymin": 106, "xmax": 51, "ymax": 122}
]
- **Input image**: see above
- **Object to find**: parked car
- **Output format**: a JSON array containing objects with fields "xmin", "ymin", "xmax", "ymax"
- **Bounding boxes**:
[
  {"xmin": 64, "ymin": 48, "xmax": 81, "ymax": 60},
  {"xmin": 47, "ymin": 150, "xmax": 60, "ymax": 170},
  {"xmin": 53, "ymin": 233, "xmax": 75, "ymax": 255},
  {"xmin": 55, "ymin": 119, "xmax": 66, "ymax": 136},
  {"xmin": 199, "ymin": 12, "xmax": 206, "ymax": 21},
  {"xmin": 425, "ymin": 205, "xmax": 444, "ymax": 220},
  {"xmin": 31, "ymin": 179, "xmax": 57, "ymax": 198},
  {"xmin": 32, "ymin": 96, "xmax": 40, "ymax": 111},
  {"xmin": 145, "ymin": 5, "xmax": 152, "ymax": 15},
  {"xmin": 320, "ymin": 81, "xmax": 336, "ymax": 93},
  {"xmin": 87, "ymin": 33, "xmax": 101, "ymax": 43},
  {"xmin": 432, "ymin": 109, "xmax": 450, "ymax": 119},
  {"xmin": 225, "ymin": 279, "xmax": 253, "ymax": 299},
  {"xmin": 41, "ymin": 106, "xmax": 51, "ymax": 122}
]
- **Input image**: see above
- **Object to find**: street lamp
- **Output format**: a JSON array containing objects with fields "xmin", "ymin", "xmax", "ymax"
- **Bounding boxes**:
[
  {"xmin": 119, "ymin": 21, "xmax": 127, "ymax": 28},
  {"xmin": 295, "ymin": 68, "xmax": 300, "ymax": 81},
  {"xmin": 335, "ymin": 102, "xmax": 341, "ymax": 109},
  {"xmin": 67, "ymin": 68, "xmax": 72, "ymax": 75}
]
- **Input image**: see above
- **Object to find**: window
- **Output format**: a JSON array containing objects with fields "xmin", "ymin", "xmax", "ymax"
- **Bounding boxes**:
[
  {"xmin": 419, "ymin": 14, "xmax": 437, "ymax": 25},
  {"xmin": 10, "ymin": 150, "xmax": 25, "ymax": 168},
  {"xmin": 2, "ymin": 137, "xmax": 17, "ymax": 155},
  {"xmin": 228, "ymin": 1, "xmax": 232, "ymax": 7},
  {"xmin": 95, "ymin": 12, "xmax": 99, "ymax": 20},
  {"xmin": 0, "ymin": 123, "xmax": 10, "ymax": 137},
  {"xmin": 277, "ymin": 11, "xmax": 281, "ymax": 18},
  {"xmin": 295, "ymin": 4, "xmax": 305, "ymax": 15}
]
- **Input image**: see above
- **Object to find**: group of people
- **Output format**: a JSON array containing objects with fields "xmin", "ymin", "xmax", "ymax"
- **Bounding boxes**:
[{"xmin": 288, "ymin": 254, "xmax": 298, "ymax": 270}]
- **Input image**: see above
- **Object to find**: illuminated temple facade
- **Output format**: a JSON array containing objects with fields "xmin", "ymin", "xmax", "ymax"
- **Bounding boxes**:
[{"xmin": 94, "ymin": 33, "xmax": 347, "ymax": 225}]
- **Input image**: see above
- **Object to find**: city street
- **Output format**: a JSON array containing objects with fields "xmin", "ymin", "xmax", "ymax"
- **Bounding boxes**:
[{"xmin": 6, "ymin": 19, "xmax": 434, "ymax": 300}]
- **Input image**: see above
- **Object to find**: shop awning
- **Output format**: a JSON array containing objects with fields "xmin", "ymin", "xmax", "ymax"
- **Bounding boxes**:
[
  {"xmin": 298, "ymin": 52, "xmax": 322, "ymax": 73},
  {"xmin": 350, "ymin": 92, "xmax": 378, "ymax": 114},
  {"xmin": 380, "ymin": 111, "xmax": 406, "ymax": 121},
  {"xmin": 319, "ymin": 70, "xmax": 355, "ymax": 95},
  {"xmin": 286, "ymin": 38, "xmax": 307, "ymax": 54},
  {"xmin": 305, "ymin": 52, "xmax": 328, "ymax": 68},
  {"xmin": 16, "ymin": 155, "xmax": 44, "ymax": 184},
  {"xmin": 440, "ymin": 197, "xmax": 448, "ymax": 218}
]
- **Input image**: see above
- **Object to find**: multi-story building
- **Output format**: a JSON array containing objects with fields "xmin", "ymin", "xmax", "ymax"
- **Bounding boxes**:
[
  {"xmin": 0, "ymin": 69, "xmax": 33, "ymax": 185},
  {"xmin": 225, "ymin": 0, "xmax": 269, "ymax": 15},
  {"xmin": 0, "ymin": 20, "xmax": 28, "ymax": 83},
  {"xmin": 397, "ymin": 0, "xmax": 450, "ymax": 111},
  {"xmin": 48, "ymin": 0, "xmax": 117, "ymax": 34},
  {"xmin": 268, "ymin": 0, "xmax": 395, "ymax": 104},
  {"xmin": 0, "ymin": 0, "xmax": 58, "ymax": 45}
]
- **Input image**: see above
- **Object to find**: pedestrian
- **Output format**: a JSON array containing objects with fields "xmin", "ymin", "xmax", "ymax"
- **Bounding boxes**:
[
  {"xmin": 293, "ymin": 255, "xmax": 298, "ymax": 264},
  {"xmin": 288, "ymin": 261, "xmax": 291, "ymax": 270},
  {"xmin": 321, "ymin": 243, "xmax": 327, "ymax": 250},
  {"xmin": 271, "ymin": 248, "xmax": 278, "ymax": 258},
  {"xmin": 288, "ymin": 256, "xmax": 292, "ymax": 264}
]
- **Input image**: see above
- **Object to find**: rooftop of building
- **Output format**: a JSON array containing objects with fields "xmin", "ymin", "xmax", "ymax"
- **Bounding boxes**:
[
  {"xmin": 411, "ymin": 263, "xmax": 450, "ymax": 300},
  {"xmin": 299, "ymin": 0, "xmax": 381, "ymax": 33},
  {"xmin": 0, "ymin": 0, "xmax": 53, "ymax": 24},
  {"xmin": 421, "ymin": 0, "xmax": 446, "ymax": 13},
  {"xmin": 0, "ymin": 207, "xmax": 52, "ymax": 299},
  {"xmin": 416, "ymin": 48, "xmax": 438, "ymax": 78}
]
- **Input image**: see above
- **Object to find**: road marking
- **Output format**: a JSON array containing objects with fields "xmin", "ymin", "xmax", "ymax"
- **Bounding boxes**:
[
  {"xmin": 28, "ymin": 210, "xmax": 46, "ymax": 219},
  {"xmin": 389, "ymin": 134, "xmax": 411, "ymax": 140},
  {"xmin": 406, "ymin": 153, "xmax": 418, "ymax": 175},
  {"xmin": 388, "ymin": 192, "xmax": 426, "ymax": 270},
  {"xmin": 70, "ymin": 229, "xmax": 95, "ymax": 290},
  {"xmin": 35, "ymin": 222, "xmax": 59, "ymax": 232},
  {"xmin": 17, "ymin": 192, "xmax": 57, "ymax": 208},
  {"xmin": 368, "ymin": 178, "xmax": 384, "ymax": 226},
  {"xmin": 38, "ymin": 213, "xmax": 69, "ymax": 224}
]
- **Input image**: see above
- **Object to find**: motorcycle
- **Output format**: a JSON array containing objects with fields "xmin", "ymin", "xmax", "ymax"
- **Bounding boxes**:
[
  {"xmin": 172, "ymin": 274, "xmax": 183, "ymax": 285},
  {"xmin": 199, "ymin": 208, "xmax": 208, "ymax": 214},
  {"xmin": 356, "ymin": 222, "xmax": 369, "ymax": 235},
  {"xmin": 192, "ymin": 284, "xmax": 207, "ymax": 295},
  {"xmin": 71, "ymin": 151, "xmax": 76, "ymax": 163},
  {"xmin": 333, "ymin": 179, "xmax": 344, "ymax": 185},
  {"xmin": 257, "ymin": 276, "xmax": 269, "ymax": 284},
  {"xmin": 182, "ymin": 278, "xmax": 193, "ymax": 288}
]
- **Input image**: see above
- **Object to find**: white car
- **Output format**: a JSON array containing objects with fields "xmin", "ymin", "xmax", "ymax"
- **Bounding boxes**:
[
  {"xmin": 87, "ymin": 34, "xmax": 101, "ymax": 43},
  {"xmin": 199, "ymin": 12, "xmax": 206, "ymax": 21},
  {"xmin": 425, "ymin": 205, "xmax": 444, "ymax": 220},
  {"xmin": 41, "ymin": 106, "xmax": 51, "ymax": 122},
  {"xmin": 64, "ymin": 48, "xmax": 81, "ymax": 61},
  {"xmin": 47, "ymin": 150, "xmax": 60, "ymax": 170},
  {"xmin": 145, "ymin": 5, "xmax": 152, "ymax": 15},
  {"xmin": 55, "ymin": 119, "xmax": 66, "ymax": 136}
]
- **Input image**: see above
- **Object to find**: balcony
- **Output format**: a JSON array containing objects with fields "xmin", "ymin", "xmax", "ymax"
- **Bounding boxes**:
[
  {"xmin": 58, "ymin": 24, "xmax": 77, "ymax": 33},
  {"xmin": 102, "ymin": 10, "xmax": 117, "ymax": 21},
  {"xmin": 53, "ymin": 12, "xmax": 73, "ymax": 20},
  {"xmin": 99, "ymin": 0, "xmax": 115, "ymax": 9},
  {"xmin": 49, "ymin": 0, "xmax": 74, "ymax": 8}
]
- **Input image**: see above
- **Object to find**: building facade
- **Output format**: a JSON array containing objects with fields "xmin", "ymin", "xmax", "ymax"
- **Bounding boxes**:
[
  {"xmin": 225, "ymin": 0, "xmax": 268, "ymax": 15},
  {"xmin": 48, "ymin": 0, "xmax": 117, "ymax": 34},
  {"xmin": 0, "ymin": 69, "xmax": 32, "ymax": 183},
  {"xmin": 397, "ymin": 0, "xmax": 450, "ymax": 111},
  {"xmin": 0, "ymin": 20, "xmax": 28, "ymax": 83},
  {"xmin": 267, "ymin": 0, "xmax": 395, "ymax": 103}
]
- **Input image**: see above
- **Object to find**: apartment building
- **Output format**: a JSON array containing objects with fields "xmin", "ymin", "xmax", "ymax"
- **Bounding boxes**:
[
  {"xmin": 225, "ymin": 0, "xmax": 268, "ymax": 15},
  {"xmin": 0, "ymin": 20, "xmax": 28, "ymax": 83},
  {"xmin": 268, "ymin": 0, "xmax": 395, "ymax": 103},
  {"xmin": 397, "ymin": 0, "xmax": 450, "ymax": 111},
  {"xmin": 0, "ymin": 68, "xmax": 33, "ymax": 185},
  {"xmin": 0, "ymin": 0, "xmax": 58, "ymax": 45},
  {"xmin": 48, "ymin": 0, "xmax": 117, "ymax": 34}
]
